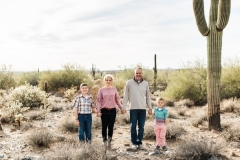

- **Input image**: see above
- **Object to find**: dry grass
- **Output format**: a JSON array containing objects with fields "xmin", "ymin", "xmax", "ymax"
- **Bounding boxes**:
[
  {"xmin": 24, "ymin": 110, "xmax": 43, "ymax": 120},
  {"xmin": 176, "ymin": 105, "xmax": 187, "ymax": 116},
  {"xmin": 58, "ymin": 115, "xmax": 78, "ymax": 133},
  {"xmin": 174, "ymin": 99, "xmax": 194, "ymax": 108},
  {"xmin": 175, "ymin": 138, "xmax": 225, "ymax": 160},
  {"xmin": 222, "ymin": 123, "xmax": 240, "ymax": 141},
  {"xmin": 46, "ymin": 141, "xmax": 104, "ymax": 160},
  {"xmin": 0, "ymin": 113, "xmax": 11, "ymax": 123},
  {"xmin": 190, "ymin": 109, "xmax": 208, "ymax": 128},
  {"xmin": 166, "ymin": 121, "xmax": 185, "ymax": 139},
  {"xmin": 29, "ymin": 128, "xmax": 53, "ymax": 147},
  {"xmin": 221, "ymin": 98, "xmax": 240, "ymax": 113}
]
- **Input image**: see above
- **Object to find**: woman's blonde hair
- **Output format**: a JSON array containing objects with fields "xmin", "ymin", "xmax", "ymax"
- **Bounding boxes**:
[{"xmin": 103, "ymin": 74, "xmax": 114, "ymax": 81}]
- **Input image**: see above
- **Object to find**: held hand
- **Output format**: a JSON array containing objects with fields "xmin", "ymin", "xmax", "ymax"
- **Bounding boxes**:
[
  {"xmin": 75, "ymin": 120, "xmax": 80, "ymax": 127},
  {"xmin": 92, "ymin": 108, "xmax": 97, "ymax": 113},
  {"xmin": 148, "ymin": 109, "xmax": 152, "ymax": 115},
  {"xmin": 97, "ymin": 113, "xmax": 102, "ymax": 117}
]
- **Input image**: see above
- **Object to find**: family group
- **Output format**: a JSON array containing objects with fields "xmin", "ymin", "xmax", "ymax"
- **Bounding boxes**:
[{"xmin": 72, "ymin": 68, "xmax": 169, "ymax": 152}]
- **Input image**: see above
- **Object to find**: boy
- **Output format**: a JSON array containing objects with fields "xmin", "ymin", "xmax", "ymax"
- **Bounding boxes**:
[
  {"xmin": 73, "ymin": 83, "xmax": 96, "ymax": 143},
  {"xmin": 153, "ymin": 97, "xmax": 168, "ymax": 152}
]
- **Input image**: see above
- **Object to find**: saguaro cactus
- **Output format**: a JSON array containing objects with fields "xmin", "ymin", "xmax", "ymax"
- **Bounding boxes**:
[
  {"xmin": 193, "ymin": 0, "xmax": 231, "ymax": 130},
  {"xmin": 153, "ymin": 54, "xmax": 157, "ymax": 91}
]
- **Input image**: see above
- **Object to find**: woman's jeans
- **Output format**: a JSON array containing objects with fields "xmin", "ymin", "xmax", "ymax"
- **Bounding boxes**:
[
  {"xmin": 78, "ymin": 114, "xmax": 92, "ymax": 143},
  {"xmin": 130, "ymin": 109, "xmax": 146, "ymax": 145},
  {"xmin": 101, "ymin": 108, "xmax": 116, "ymax": 141}
]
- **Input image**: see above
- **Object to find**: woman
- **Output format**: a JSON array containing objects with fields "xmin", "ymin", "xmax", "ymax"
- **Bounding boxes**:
[{"xmin": 96, "ymin": 74, "xmax": 125, "ymax": 149}]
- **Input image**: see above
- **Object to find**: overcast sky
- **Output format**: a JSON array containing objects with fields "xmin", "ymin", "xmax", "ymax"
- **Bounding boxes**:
[{"xmin": 0, "ymin": 0, "xmax": 239, "ymax": 71}]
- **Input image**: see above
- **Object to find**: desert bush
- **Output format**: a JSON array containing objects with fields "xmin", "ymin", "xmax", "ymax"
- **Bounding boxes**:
[
  {"xmin": 64, "ymin": 87, "xmax": 77, "ymax": 101},
  {"xmin": 221, "ymin": 58, "xmax": 240, "ymax": 99},
  {"xmin": 46, "ymin": 141, "xmax": 104, "ymax": 160},
  {"xmin": 29, "ymin": 128, "xmax": 53, "ymax": 147},
  {"xmin": 176, "ymin": 105, "xmax": 187, "ymax": 116},
  {"xmin": 24, "ymin": 110, "xmax": 43, "ymax": 120},
  {"xmin": 0, "ymin": 112, "xmax": 11, "ymax": 123},
  {"xmin": 92, "ymin": 116, "xmax": 102, "ymax": 129},
  {"xmin": 49, "ymin": 103, "xmax": 63, "ymax": 112},
  {"xmin": 221, "ymin": 97, "xmax": 240, "ymax": 113},
  {"xmin": 116, "ymin": 112, "xmax": 130, "ymax": 124},
  {"xmin": 7, "ymin": 83, "xmax": 47, "ymax": 109},
  {"xmin": 17, "ymin": 71, "xmax": 40, "ymax": 86},
  {"xmin": 143, "ymin": 125, "xmax": 155, "ymax": 140},
  {"xmin": 166, "ymin": 122, "xmax": 185, "ymax": 139},
  {"xmin": 59, "ymin": 115, "xmax": 78, "ymax": 133},
  {"xmin": 190, "ymin": 109, "xmax": 208, "ymax": 127},
  {"xmin": 174, "ymin": 99, "xmax": 194, "ymax": 108},
  {"xmin": 161, "ymin": 59, "xmax": 207, "ymax": 105},
  {"xmin": 222, "ymin": 123, "xmax": 240, "ymax": 141},
  {"xmin": 39, "ymin": 64, "xmax": 93, "ymax": 92},
  {"xmin": 175, "ymin": 138, "xmax": 224, "ymax": 160},
  {"xmin": 0, "ymin": 65, "xmax": 16, "ymax": 90}
]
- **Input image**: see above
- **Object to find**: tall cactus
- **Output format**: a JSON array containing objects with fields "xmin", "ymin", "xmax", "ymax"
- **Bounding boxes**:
[
  {"xmin": 153, "ymin": 54, "xmax": 157, "ymax": 91},
  {"xmin": 193, "ymin": 0, "xmax": 231, "ymax": 130}
]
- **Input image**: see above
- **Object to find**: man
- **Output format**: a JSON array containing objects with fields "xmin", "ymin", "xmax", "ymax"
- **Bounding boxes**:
[{"xmin": 122, "ymin": 67, "xmax": 152, "ymax": 149}]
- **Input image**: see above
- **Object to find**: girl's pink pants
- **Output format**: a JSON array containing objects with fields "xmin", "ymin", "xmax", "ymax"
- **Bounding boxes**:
[{"xmin": 154, "ymin": 125, "xmax": 167, "ymax": 147}]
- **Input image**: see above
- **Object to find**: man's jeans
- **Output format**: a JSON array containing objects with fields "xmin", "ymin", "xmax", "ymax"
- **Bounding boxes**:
[
  {"xmin": 130, "ymin": 110, "xmax": 146, "ymax": 145},
  {"xmin": 78, "ymin": 114, "xmax": 92, "ymax": 143}
]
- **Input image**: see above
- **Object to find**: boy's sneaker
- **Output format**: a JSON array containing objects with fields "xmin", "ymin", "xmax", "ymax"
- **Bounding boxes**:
[
  {"xmin": 138, "ymin": 144, "xmax": 144, "ymax": 150},
  {"xmin": 162, "ymin": 146, "xmax": 168, "ymax": 151}
]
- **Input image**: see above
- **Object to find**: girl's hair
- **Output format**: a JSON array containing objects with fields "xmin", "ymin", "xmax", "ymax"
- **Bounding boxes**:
[
  {"xmin": 156, "ymin": 97, "xmax": 164, "ymax": 102},
  {"xmin": 103, "ymin": 74, "xmax": 114, "ymax": 81}
]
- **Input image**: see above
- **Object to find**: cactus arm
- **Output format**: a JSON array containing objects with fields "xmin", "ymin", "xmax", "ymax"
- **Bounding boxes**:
[
  {"xmin": 193, "ymin": 0, "xmax": 210, "ymax": 36},
  {"xmin": 216, "ymin": 0, "xmax": 231, "ymax": 31}
]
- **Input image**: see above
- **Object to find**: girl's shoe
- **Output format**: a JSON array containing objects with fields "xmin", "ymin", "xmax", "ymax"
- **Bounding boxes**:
[{"xmin": 162, "ymin": 146, "xmax": 168, "ymax": 151}]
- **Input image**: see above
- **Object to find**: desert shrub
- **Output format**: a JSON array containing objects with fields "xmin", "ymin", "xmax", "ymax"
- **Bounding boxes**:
[
  {"xmin": 175, "ymin": 138, "xmax": 224, "ymax": 160},
  {"xmin": 174, "ymin": 99, "xmax": 194, "ymax": 108},
  {"xmin": 64, "ymin": 87, "xmax": 77, "ymax": 101},
  {"xmin": 221, "ymin": 97, "xmax": 240, "ymax": 113},
  {"xmin": 190, "ymin": 109, "xmax": 208, "ymax": 127},
  {"xmin": 0, "ymin": 113, "xmax": 11, "ymax": 123},
  {"xmin": 116, "ymin": 112, "xmax": 130, "ymax": 124},
  {"xmin": 46, "ymin": 141, "xmax": 104, "ymax": 160},
  {"xmin": 29, "ymin": 128, "xmax": 53, "ymax": 147},
  {"xmin": 161, "ymin": 60, "xmax": 207, "ymax": 105},
  {"xmin": 92, "ymin": 116, "xmax": 102, "ymax": 129},
  {"xmin": 221, "ymin": 58, "xmax": 240, "ymax": 99},
  {"xmin": 49, "ymin": 103, "xmax": 63, "ymax": 112},
  {"xmin": 166, "ymin": 122, "xmax": 185, "ymax": 139},
  {"xmin": 222, "ymin": 123, "xmax": 240, "ymax": 141},
  {"xmin": 176, "ymin": 105, "xmax": 187, "ymax": 116},
  {"xmin": 24, "ymin": 110, "xmax": 43, "ymax": 120},
  {"xmin": 143, "ymin": 125, "xmax": 155, "ymax": 140},
  {"xmin": 59, "ymin": 115, "xmax": 78, "ymax": 133},
  {"xmin": 0, "ymin": 65, "xmax": 16, "ymax": 90},
  {"xmin": 7, "ymin": 83, "xmax": 47, "ymax": 109},
  {"xmin": 17, "ymin": 71, "xmax": 40, "ymax": 86},
  {"xmin": 39, "ymin": 64, "xmax": 93, "ymax": 92}
]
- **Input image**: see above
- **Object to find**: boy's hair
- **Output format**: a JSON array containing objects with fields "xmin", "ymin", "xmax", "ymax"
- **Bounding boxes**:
[
  {"xmin": 80, "ymin": 83, "xmax": 88, "ymax": 88},
  {"xmin": 156, "ymin": 97, "xmax": 164, "ymax": 102},
  {"xmin": 103, "ymin": 74, "xmax": 114, "ymax": 81}
]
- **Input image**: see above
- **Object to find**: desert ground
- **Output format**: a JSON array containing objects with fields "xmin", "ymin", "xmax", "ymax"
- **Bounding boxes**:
[{"xmin": 0, "ymin": 95, "xmax": 240, "ymax": 160}]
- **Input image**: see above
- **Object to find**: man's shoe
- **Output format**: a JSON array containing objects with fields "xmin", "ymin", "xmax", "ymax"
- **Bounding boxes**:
[
  {"xmin": 162, "ymin": 146, "xmax": 168, "ymax": 151},
  {"xmin": 138, "ymin": 144, "xmax": 144, "ymax": 150},
  {"xmin": 131, "ymin": 144, "xmax": 138, "ymax": 150}
]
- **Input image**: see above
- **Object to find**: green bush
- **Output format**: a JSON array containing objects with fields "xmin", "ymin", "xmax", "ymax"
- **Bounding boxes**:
[
  {"xmin": 161, "ymin": 60, "xmax": 207, "ymax": 105},
  {"xmin": 221, "ymin": 58, "xmax": 240, "ymax": 99},
  {"xmin": 17, "ymin": 71, "xmax": 40, "ymax": 86},
  {"xmin": 39, "ymin": 64, "xmax": 93, "ymax": 92},
  {"xmin": 0, "ymin": 65, "xmax": 16, "ymax": 90}
]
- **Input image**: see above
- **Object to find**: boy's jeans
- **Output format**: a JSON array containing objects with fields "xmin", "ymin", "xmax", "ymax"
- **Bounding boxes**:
[
  {"xmin": 154, "ymin": 125, "xmax": 167, "ymax": 147},
  {"xmin": 78, "ymin": 114, "xmax": 92, "ymax": 143},
  {"xmin": 130, "ymin": 110, "xmax": 146, "ymax": 145}
]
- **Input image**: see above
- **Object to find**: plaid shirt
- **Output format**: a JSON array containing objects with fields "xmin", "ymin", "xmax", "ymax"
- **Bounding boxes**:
[{"xmin": 73, "ymin": 94, "xmax": 94, "ymax": 114}]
